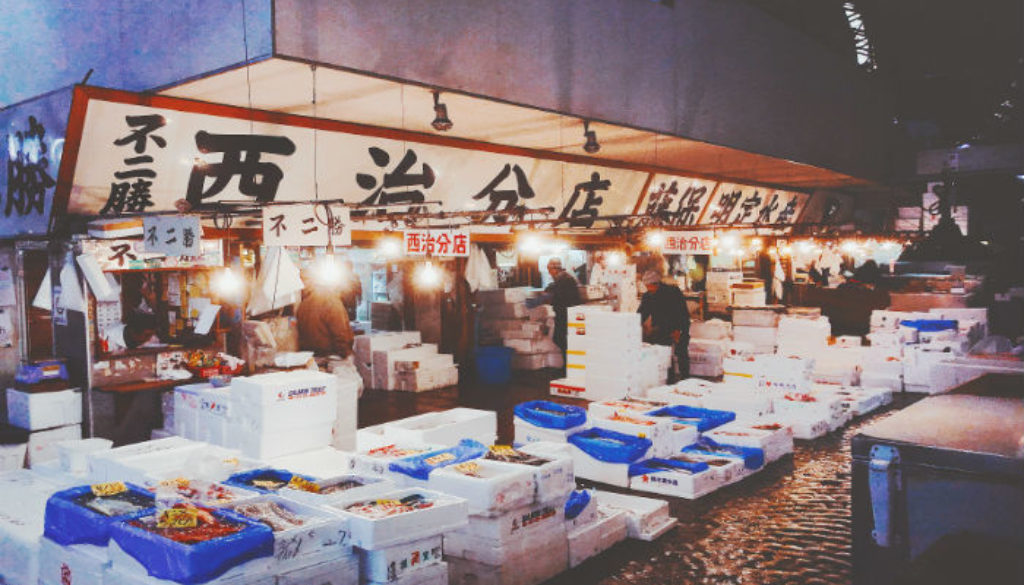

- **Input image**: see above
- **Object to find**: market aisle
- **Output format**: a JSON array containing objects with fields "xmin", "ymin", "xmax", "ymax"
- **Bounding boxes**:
[{"xmin": 358, "ymin": 373, "xmax": 919, "ymax": 585}]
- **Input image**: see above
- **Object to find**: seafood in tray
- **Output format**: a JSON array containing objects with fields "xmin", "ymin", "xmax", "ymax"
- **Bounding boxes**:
[
  {"xmin": 229, "ymin": 500, "xmax": 306, "ymax": 532},
  {"xmin": 73, "ymin": 488, "xmax": 154, "ymax": 517},
  {"xmin": 128, "ymin": 503, "xmax": 246, "ymax": 544},
  {"xmin": 344, "ymin": 493, "xmax": 436, "ymax": 519}
]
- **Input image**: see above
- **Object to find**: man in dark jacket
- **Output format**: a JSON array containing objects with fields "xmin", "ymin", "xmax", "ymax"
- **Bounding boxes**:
[
  {"xmin": 638, "ymin": 270, "xmax": 690, "ymax": 382},
  {"xmin": 543, "ymin": 258, "xmax": 582, "ymax": 357},
  {"xmin": 297, "ymin": 276, "xmax": 355, "ymax": 358}
]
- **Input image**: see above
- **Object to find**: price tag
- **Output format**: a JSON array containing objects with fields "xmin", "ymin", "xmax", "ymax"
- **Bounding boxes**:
[
  {"xmin": 454, "ymin": 462, "xmax": 480, "ymax": 475},
  {"xmin": 90, "ymin": 482, "xmax": 127, "ymax": 497},
  {"xmin": 222, "ymin": 457, "xmax": 239, "ymax": 467},
  {"xmin": 424, "ymin": 452, "xmax": 456, "ymax": 466},
  {"xmin": 287, "ymin": 475, "xmax": 320, "ymax": 493},
  {"xmin": 157, "ymin": 507, "xmax": 199, "ymax": 529},
  {"xmin": 489, "ymin": 445, "xmax": 517, "ymax": 457}
]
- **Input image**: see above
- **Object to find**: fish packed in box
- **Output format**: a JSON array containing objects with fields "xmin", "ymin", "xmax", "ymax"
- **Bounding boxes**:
[
  {"xmin": 229, "ymin": 500, "xmax": 307, "ymax": 532},
  {"xmin": 44, "ymin": 482, "xmax": 156, "ymax": 546},
  {"xmin": 74, "ymin": 487, "xmax": 153, "ymax": 517},
  {"xmin": 225, "ymin": 468, "xmax": 317, "ymax": 494},
  {"xmin": 128, "ymin": 503, "xmax": 245, "ymax": 544},
  {"xmin": 151, "ymin": 478, "xmax": 249, "ymax": 506},
  {"xmin": 345, "ymin": 492, "xmax": 436, "ymax": 519}
]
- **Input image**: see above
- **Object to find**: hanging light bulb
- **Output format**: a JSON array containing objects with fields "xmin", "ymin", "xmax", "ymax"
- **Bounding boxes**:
[
  {"xmin": 212, "ymin": 266, "xmax": 244, "ymax": 298},
  {"xmin": 314, "ymin": 252, "xmax": 344, "ymax": 286},
  {"xmin": 646, "ymin": 231, "xmax": 665, "ymax": 247},
  {"xmin": 431, "ymin": 91, "xmax": 453, "ymax": 132},
  {"xmin": 582, "ymin": 120, "xmax": 600, "ymax": 154},
  {"xmin": 378, "ymin": 237, "xmax": 402, "ymax": 258},
  {"xmin": 606, "ymin": 250, "xmax": 624, "ymax": 266},
  {"xmin": 518, "ymin": 234, "xmax": 543, "ymax": 255},
  {"xmin": 416, "ymin": 261, "xmax": 442, "ymax": 289}
]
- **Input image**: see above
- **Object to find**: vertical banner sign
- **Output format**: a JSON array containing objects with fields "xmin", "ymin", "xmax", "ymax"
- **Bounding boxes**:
[
  {"xmin": 262, "ymin": 204, "xmax": 351, "ymax": 247},
  {"xmin": 404, "ymin": 229, "xmax": 471, "ymax": 257},
  {"xmin": 143, "ymin": 215, "xmax": 202, "ymax": 256},
  {"xmin": 660, "ymin": 230, "xmax": 715, "ymax": 255}
]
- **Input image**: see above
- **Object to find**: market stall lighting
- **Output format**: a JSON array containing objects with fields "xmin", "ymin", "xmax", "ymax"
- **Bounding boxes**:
[
  {"xmin": 645, "ymin": 231, "xmax": 665, "ymax": 247},
  {"xmin": 749, "ymin": 237, "xmax": 763, "ymax": 250},
  {"xmin": 606, "ymin": 251, "xmax": 624, "ymax": 266},
  {"xmin": 840, "ymin": 241, "xmax": 858, "ymax": 253},
  {"xmin": 378, "ymin": 237, "xmax": 402, "ymax": 258},
  {"xmin": 212, "ymin": 267, "xmax": 244, "ymax": 298},
  {"xmin": 431, "ymin": 91, "xmax": 453, "ymax": 132},
  {"xmin": 415, "ymin": 261, "xmax": 442, "ymax": 289},
  {"xmin": 582, "ymin": 120, "xmax": 600, "ymax": 154},
  {"xmin": 314, "ymin": 253, "xmax": 344, "ymax": 286},
  {"xmin": 718, "ymin": 233, "xmax": 738, "ymax": 249}
]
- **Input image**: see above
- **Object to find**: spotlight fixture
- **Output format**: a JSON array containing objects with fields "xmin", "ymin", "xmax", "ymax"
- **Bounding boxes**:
[
  {"xmin": 582, "ymin": 120, "xmax": 600, "ymax": 154},
  {"xmin": 431, "ymin": 91, "xmax": 453, "ymax": 132}
]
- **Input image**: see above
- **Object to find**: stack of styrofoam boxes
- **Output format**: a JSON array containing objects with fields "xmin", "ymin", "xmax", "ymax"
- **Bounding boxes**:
[
  {"xmin": 230, "ymin": 371, "xmax": 339, "ymax": 460},
  {"xmin": 372, "ymin": 340, "xmax": 457, "ymax": 392},
  {"xmin": 592, "ymin": 490, "xmax": 678, "ymax": 541},
  {"xmin": 730, "ymin": 279, "xmax": 766, "ymax": 307},
  {"xmin": 578, "ymin": 308, "xmax": 645, "ymax": 401},
  {"xmin": 864, "ymin": 312, "xmax": 906, "ymax": 391},
  {"xmin": 445, "ymin": 445, "xmax": 573, "ymax": 585},
  {"xmin": 88, "ymin": 437, "xmax": 259, "ymax": 486},
  {"xmin": 550, "ymin": 305, "xmax": 609, "ymax": 400},
  {"xmin": 776, "ymin": 314, "xmax": 831, "ymax": 357},
  {"xmin": 566, "ymin": 426, "xmax": 652, "ymax": 488},
  {"xmin": 771, "ymin": 388, "xmax": 846, "ymax": 439},
  {"xmin": 478, "ymin": 287, "xmax": 565, "ymax": 371},
  {"xmin": 704, "ymin": 419, "xmax": 794, "ymax": 464},
  {"xmin": 646, "ymin": 378, "xmax": 773, "ymax": 422},
  {"xmin": 676, "ymin": 438, "xmax": 765, "ymax": 488},
  {"xmin": 6, "ymin": 386, "xmax": 83, "ymax": 468},
  {"xmin": 636, "ymin": 343, "xmax": 672, "ymax": 392},
  {"xmin": 222, "ymin": 495, "xmax": 360, "ymax": 584},
  {"xmin": 688, "ymin": 318, "xmax": 733, "ymax": 378},
  {"xmin": 0, "ymin": 469, "xmax": 74, "ymax": 585},
  {"xmin": 587, "ymin": 405, "xmax": 675, "ymax": 458},
  {"xmin": 731, "ymin": 307, "xmax": 781, "ymax": 356},
  {"xmin": 929, "ymin": 308, "xmax": 987, "ymax": 344},
  {"xmin": 811, "ymin": 383, "xmax": 893, "ymax": 418},
  {"xmin": 152, "ymin": 390, "xmax": 176, "ymax": 440},
  {"xmin": 332, "ymin": 488, "xmax": 468, "ymax": 585},
  {"xmin": 810, "ymin": 346, "xmax": 864, "ymax": 387},
  {"xmin": 513, "ymin": 401, "xmax": 588, "ymax": 446},
  {"xmin": 354, "ymin": 331, "xmax": 422, "ymax": 390},
  {"xmin": 563, "ymin": 489, "xmax": 628, "ymax": 568},
  {"xmin": 706, "ymin": 270, "xmax": 743, "ymax": 313}
]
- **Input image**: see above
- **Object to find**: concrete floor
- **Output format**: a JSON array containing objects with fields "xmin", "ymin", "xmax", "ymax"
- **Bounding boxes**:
[{"xmin": 358, "ymin": 370, "xmax": 912, "ymax": 585}]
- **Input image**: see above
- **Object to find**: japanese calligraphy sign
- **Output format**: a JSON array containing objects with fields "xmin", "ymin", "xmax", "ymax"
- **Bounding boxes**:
[
  {"xmin": 262, "ymin": 204, "xmax": 351, "ymax": 247},
  {"xmin": 636, "ymin": 175, "xmax": 717, "ymax": 226},
  {"xmin": 660, "ymin": 230, "xmax": 715, "ymax": 255},
  {"xmin": 61, "ymin": 88, "xmax": 644, "ymax": 225},
  {"xmin": 404, "ymin": 229, "xmax": 470, "ymax": 257},
  {"xmin": 699, "ymin": 184, "xmax": 809, "ymax": 226},
  {"xmin": 81, "ymin": 238, "xmax": 223, "ymax": 271},
  {"xmin": 143, "ymin": 215, "xmax": 202, "ymax": 257}
]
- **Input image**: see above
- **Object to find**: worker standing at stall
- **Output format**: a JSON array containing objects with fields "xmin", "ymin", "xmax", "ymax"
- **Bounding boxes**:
[
  {"xmin": 638, "ymin": 270, "xmax": 690, "ymax": 382},
  {"xmin": 296, "ymin": 270, "xmax": 355, "ymax": 358},
  {"xmin": 541, "ymin": 257, "xmax": 582, "ymax": 365}
]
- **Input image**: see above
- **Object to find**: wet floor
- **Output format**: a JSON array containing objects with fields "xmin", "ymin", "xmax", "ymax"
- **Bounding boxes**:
[{"xmin": 358, "ymin": 370, "xmax": 917, "ymax": 585}]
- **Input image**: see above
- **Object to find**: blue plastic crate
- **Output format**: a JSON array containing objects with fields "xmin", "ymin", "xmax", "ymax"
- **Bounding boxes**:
[
  {"xmin": 44, "ymin": 483, "xmax": 156, "ymax": 546},
  {"xmin": 223, "ymin": 469, "xmax": 317, "ymax": 494}
]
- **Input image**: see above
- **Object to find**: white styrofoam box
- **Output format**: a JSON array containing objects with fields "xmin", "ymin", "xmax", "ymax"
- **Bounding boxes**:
[
  {"xmin": 704, "ymin": 419, "xmax": 794, "ymax": 464},
  {"xmin": 773, "ymin": 411, "xmax": 830, "ymax": 440},
  {"xmin": 172, "ymin": 384, "xmax": 202, "ymax": 439},
  {"xmin": 773, "ymin": 391, "xmax": 843, "ymax": 420},
  {"xmin": 811, "ymin": 350, "xmax": 862, "ymax": 387},
  {"xmin": 395, "ymin": 365, "xmax": 459, "ymax": 392},
  {"xmin": 568, "ymin": 443, "xmax": 633, "ymax": 488},
  {"xmin": 231, "ymin": 371, "xmax": 338, "ymax": 432},
  {"xmin": 395, "ymin": 353, "xmax": 455, "ymax": 372},
  {"xmin": 194, "ymin": 385, "xmax": 232, "ymax": 446},
  {"xmin": 428, "ymin": 459, "xmax": 536, "ymax": 515},
  {"xmin": 628, "ymin": 460, "xmax": 720, "ymax": 499},
  {"xmin": 144, "ymin": 449, "xmax": 262, "ymax": 485},
  {"xmin": 280, "ymin": 473, "xmax": 396, "ymax": 508},
  {"xmin": 447, "ymin": 497, "xmax": 567, "ymax": 546},
  {"xmin": 722, "ymin": 356, "xmax": 759, "ymax": 388},
  {"xmin": 144, "ymin": 477, "xmax": 256, "ymax": 507},
  {"xmin": 903, "ymin": 346, "xmax": 954, "ymax": 393},
  {"xmin": 0, "ymin": 470, "xmax": 70, "ymax": 585},
  {"xmin": 276, "ymin": 556, "xmax": 360, "ymax": 585},
  {"xmin": 564, "ymin": 490, "xmax": 599, "ymax": 531},
  {"xmin": 38, "ymin": 539, "xmax": 108, "ymax": 585},
  {"xmin": 592, "ymin": 490, "xmax": 677, "ymax": 541},
  {"xmin": 444, "ymin": 519, "xmax": 566, "ymax": 567},
  {"xmin": 673, "ymin": 451, "xmax": 745, "ymax": 485},
  {"xmin": 107, "ymin": 539, "xmax": 274, "ymax": 585},
  {"xmin": 826, "ymin": 408, "xmax": 853, "ymax": 432},
  {"xmin": 88, "ymin": 436, "xmax": 194, "ymax": 476},
  {"xmin": 835, "ymin": 335, "xmax": 863, "ymax": 348},
  {"xmin": 28, "ymin": 424, "xmax": 82, "ymax": 468},
  {"xmin": 503, "ymin": 337, "xmax": 559, "ymax": 355},
  {"xmin": 820, "ymin": 386, "xmax": 890, "ymax": 417},
  {"xmin": 731, "ymin": 287, "xmax": 765, "ymax": 307},
  {"xmin": 359, "ymin": 534, "xmax": 443, "ymax": 583},
  {"xmin": 586, "ymin": 399, "xmax": 667, "ymax": 421},
  {"xmin": 724, "ymin": 341, "xmax": 755, "ymax": 359},
  {"xmin": 580, "ymin": 379, "xmax": 636, "ymax": 402},
  {"xmin": 357, "ymin": 423, "xmax": 393, "ymax": 452},
  {"xmin": 929, "ymin": 358, "xmax": 1024, "ymax": 394},
  {"xmin": 448, "ymin": 540, "xmax": 567, "ymax": 585},
  {"xmin": 56, "ymin": 438, "xmax": 113, "ymax": 475},
  {"xmin": 382, "ymin": 408, "xmax": 496, "ymax": 447},
  {"xmin": 567, "ymin": 509, "xmax": 628, "ymax": 568},
  {"xmin": 545, "ymin": 351, "xmax": 564, "ymax": 369},
  {"xmin": 701, "ymin": 388, "xmax": 773, "ymax": 420},
  {"xmin": 0, "ymin": 442, "xmax": 25, "ymax": 471},
  {"xmin": 549, "ymin": 378, "xmax": 587, "ymax": 400},
  {"xmin": 491, "ymin": 443, "xmax": 575, "ymax": 504},
  {"xmin": 756, "ymin": 368, "xmax": 811, "ymax": 395},
  {"xmin": 95, "ymin": 442, "xmax": 207, "ymax": 484},
  {"xmin": 355, "ymin": 332, "xmax": 422, "ymax": 368},
  {"xmin": 689, "ymin": 318, "xmax": 732, "ymax": 341},
  {"xmin": 480, "ymin": 302, "xmax": 529, "ymax": 320},
  {"xmin": 513, "ymin": 418, "xmax": 585, "ymax": 445},
  {"xmin": 866, "ymin": 331, "xmax": 903, "ymax": 349},
  {"xmin": 643, "ymin": 418, "xmax": 700, "ymax": 454},
  {"xmin": 732, "ymin": 307, "xmax": 782, "ymax": 328},
  {"xmin": 864, "ymin": 345, "xmax": 904, "ymax": 375},
  {"xmin": 374, "ymin": 345, "xmax": 441, "ymax": 390},
  {"xmin": 224, "ymin": 495, "xmax": 354, "ymax": 570},
  {"xmin": 332, "ymin": 488, "xmax": 468, "ymax": 550},
  {"xmin": 371, "ymin": 560, "xmax": 448, "ymax": 585},
  {"xmin": 230, "ymin": 420, "xmax": 334, "ymax": 460},
  {"xmin": 588, "ymin": 412, "xmax": 673, "ymax": 458},
  {"xmin": 350, "ymin": 443, "xmax": 442, "ymax": 478},
  {"xmin": 6, "ymin": 388, "xmax": 82, "ymax": 431},
  {"xmin": 688, "ymin": 338, "xmax": 727, "ymax": 378},
  {"xmin": 776, "ymin": 316, "xmax": 831, "ymax": 356},
  {"xmin": 268, "ymin": 447, "xmax": 355, "ymax": 480},
  {"xmin": 869, "ymin": 309, "xmax": 902, "ymax": 331}
]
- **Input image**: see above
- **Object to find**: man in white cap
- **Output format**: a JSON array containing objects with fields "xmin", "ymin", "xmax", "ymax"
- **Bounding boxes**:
[
  {"xmin": 542, "ymin": 257, "xmax": 581, "ymax": 364},
  {"xmin": 638, "ymin": 270, "xmax": 690, "ymax": 381}
]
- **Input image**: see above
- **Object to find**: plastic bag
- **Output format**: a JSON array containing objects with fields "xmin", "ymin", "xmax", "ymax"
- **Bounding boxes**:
[
  {"xmin": 628, "ymin": 457, "xmax": 710, "ymax": 477},
  {"xmin": 563, "ymin": 489, "xmax": 593, "ymax": 520},
  {"xmin": 44, "ymin": 484, "xmax": 155, "ymax": 546},
  {"xmin": 645, "ymin": 405, "xmax": 736, "ymax": 433},
  {"xmin": 682, "ymin": 438, "xmax": 764, "ymax": 470},
  {"xmin": 513, "ymin": 400, "xmax": 587, "ymax": 430},
  {"xmin": 388, "ymin": 439, "xmax": 488, "ymax": 481},
  {"xmin": 567, "ymin": 428, "xmax": 651, "ymax": 464}
]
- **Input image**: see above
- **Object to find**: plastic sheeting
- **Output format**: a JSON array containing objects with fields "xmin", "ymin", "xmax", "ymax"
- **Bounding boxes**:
[
  {"xmin": 464, "ymin": 244, "xmax": 498, "ymax": 292},
  {"xmin": 387, "ymin": 439, "xmax": 488, "ymax": 481},
  {"xmin": 567, "ymin": 428, "xmax": 652, "ymax": 464},
  {"xmin": 514, "ymin": 401, "xmax": 587, "ymax": 430},
  {"xmin": 628, "ymin": 457, "xmax": 710, "ymax": 477},
  {"xmin": 645, "ymin": 405, "xmax": 736, "ymax": 433},
  {"xmin": 682, "ymin": 438, "xmax": 765, "ymax": 471},
  {"xmin": 563, "ymin": 489, "xmax": 592, "ymax": 520},
  {"xmin": 44, "ymin": 484, "xmax": 155, "ymax": 546}
]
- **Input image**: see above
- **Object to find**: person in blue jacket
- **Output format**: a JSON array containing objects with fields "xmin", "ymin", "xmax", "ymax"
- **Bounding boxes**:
[{"xmin": 638, "ymin": 270, "xmax": 690, "ymax": 382}]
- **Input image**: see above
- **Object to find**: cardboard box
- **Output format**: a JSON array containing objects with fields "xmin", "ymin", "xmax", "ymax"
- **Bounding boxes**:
[{"xmin": 7, "ymin": 388, "xmax": 82, "ymax": 431}]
